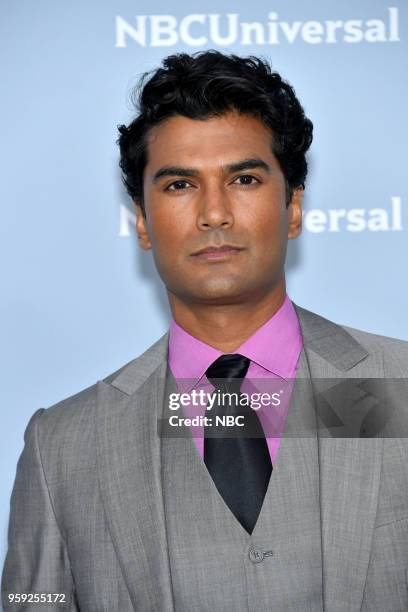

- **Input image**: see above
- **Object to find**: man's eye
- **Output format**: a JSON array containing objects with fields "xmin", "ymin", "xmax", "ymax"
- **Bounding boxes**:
[
  {"xmin": 233, "ymin": 175, "xmax": 259, "ymax": 186},
  {"xmin": 166, "ymin": 180, "xmax": 191, "ymax": 191}
]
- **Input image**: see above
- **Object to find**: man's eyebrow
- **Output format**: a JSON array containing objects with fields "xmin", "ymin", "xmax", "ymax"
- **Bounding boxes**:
[
  {"xmin": 225, "ymin": 158, "xmax": 272, "ymax": 174},
  {"xmin": 152, "ymin": 158, "xmax": 272, "ymax": 183},
  {"xmin": 152, "ymin": 166, "xmax": 199, "ymax": 183}
]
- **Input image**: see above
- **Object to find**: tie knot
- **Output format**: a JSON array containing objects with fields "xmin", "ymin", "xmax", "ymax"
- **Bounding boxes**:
[{"xmin": 205, "ymin": 354, "xmax": 250, "ymax": 390}]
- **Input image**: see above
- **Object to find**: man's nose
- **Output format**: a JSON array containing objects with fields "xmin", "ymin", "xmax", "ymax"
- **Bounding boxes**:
[{"xmin": 196, "ymin": 184, "xmax": 234, "ymax": 230}]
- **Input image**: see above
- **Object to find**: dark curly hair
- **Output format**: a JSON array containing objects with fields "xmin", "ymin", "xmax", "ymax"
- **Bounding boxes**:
[{"xmin": 117, "ymin": 50, "xmax": 313, "ymax": 215}]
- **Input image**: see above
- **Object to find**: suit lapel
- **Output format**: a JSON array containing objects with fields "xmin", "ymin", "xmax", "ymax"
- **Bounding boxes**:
[
  {"xmin": 96, "ymin": 338, "xmax": 174, "ymax": 612},
  {"xmin": 295, "ymin": 304, "xmax": 384, "ymax": 611}
]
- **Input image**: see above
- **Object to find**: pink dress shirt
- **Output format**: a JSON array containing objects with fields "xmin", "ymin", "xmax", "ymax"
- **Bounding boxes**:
[{"xmin": 168, "ymin": 295, "xmax": 303, "ymax": 464}]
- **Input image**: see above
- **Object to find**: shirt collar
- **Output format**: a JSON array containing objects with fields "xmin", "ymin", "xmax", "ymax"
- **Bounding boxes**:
[{"xmin": 168, "ymin": 295, "xmax": 302, "ymax": 390}]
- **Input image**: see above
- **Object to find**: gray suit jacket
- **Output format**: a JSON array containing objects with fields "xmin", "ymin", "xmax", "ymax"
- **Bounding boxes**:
[{"xmin": 2, "ymin": 304, "xmax": 408, "ymax": 611}]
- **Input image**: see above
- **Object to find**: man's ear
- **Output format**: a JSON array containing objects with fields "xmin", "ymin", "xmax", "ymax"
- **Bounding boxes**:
[
  {"xmin": 287, "ymin": 187, "xmax": 304, "ymax": 240},
  {"xmin": 135, "ymin": 203, "xmax": 152, "ymax": 250}
]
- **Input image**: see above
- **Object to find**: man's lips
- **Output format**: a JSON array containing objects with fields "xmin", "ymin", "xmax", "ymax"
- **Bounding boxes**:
[{"xmin": 190, "ymin": 245, "xmax": 244, "ymax": 260}]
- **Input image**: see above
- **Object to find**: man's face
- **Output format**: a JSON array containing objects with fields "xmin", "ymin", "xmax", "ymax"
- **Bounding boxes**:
[{"xmin": 136, "ymin": 110, "xmax": 303, "ymax": 306}]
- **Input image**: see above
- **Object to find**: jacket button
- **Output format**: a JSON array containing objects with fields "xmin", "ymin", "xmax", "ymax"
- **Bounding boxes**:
[{"xmin": 249, "ymin": 548, "xmax": 264, "ymax": 563}]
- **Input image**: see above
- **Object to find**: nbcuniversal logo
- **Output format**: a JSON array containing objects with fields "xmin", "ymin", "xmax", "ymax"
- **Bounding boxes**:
[
  {"xmin": 118, "ymin": 197, "xmax": 403, "ymax": 236},
  {"xmin": 115, "ymin": 7, "xmax": 400, "ymax": 48}
]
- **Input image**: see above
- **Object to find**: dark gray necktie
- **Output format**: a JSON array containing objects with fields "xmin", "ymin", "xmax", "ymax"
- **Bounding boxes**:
[{"xmin": 203, "ymin": 353, "xmax": 272, "ymax": 534}]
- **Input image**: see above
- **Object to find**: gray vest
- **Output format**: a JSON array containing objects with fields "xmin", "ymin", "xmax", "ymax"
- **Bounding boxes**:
[{"xmin": 160, "ymin": 363, "xmax": 324, "ymax": 611}]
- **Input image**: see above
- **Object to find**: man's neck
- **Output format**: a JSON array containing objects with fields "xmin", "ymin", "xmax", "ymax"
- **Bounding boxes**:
[{"xmin": 168, "ymin": 287, "xmax": 286, "ymax": 353}]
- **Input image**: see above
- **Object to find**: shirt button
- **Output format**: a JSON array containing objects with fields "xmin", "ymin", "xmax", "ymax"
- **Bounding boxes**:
[{"xmin": 249, "ymin": 548, "xmax": 264, "ymax": 564}]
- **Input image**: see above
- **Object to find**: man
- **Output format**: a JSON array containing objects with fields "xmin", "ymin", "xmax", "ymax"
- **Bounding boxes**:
[{"xmin": 2, "ymin": 50, "xmax": 408, "ymax": 611}]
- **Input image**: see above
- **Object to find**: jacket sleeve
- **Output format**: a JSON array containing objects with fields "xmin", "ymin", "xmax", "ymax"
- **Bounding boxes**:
[{"xmin": 1, "ymin": 409, "xmax": 79, "ymax": 611}]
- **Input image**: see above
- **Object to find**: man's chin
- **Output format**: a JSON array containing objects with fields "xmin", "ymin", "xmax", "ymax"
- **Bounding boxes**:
[{"xmin": 180, "ymin": 284, "xmax": 255, "ymax": 305}]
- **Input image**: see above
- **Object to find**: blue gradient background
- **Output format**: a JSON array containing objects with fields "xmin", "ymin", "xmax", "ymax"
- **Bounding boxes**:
[{"xmin": 1, "ymin": 0, "xmax": 407, "ymax": 582}]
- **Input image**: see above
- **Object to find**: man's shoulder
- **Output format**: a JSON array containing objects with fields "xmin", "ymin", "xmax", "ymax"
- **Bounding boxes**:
[
  {"xmin": 295, "ymin": 302, "xmax": 407, "ymax": 351},
  {"xmin": 341, "ymin": 322, "xmax": 408, "ymax": 354},
  {"xmin": 34, "ymin": 331, "xmax": 169, "ymax": 436},
  {"xmin": 295, "ymin": 303, "xmax": 408, "ymax": 376},
  {"xmin": 341, "ymin": 323, "xmax": 408, "ymax": 376}
]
